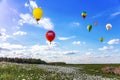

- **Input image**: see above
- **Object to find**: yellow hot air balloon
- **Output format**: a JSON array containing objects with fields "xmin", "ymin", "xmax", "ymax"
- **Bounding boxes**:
[{"xmin": 32, "ymin": 7, "xmax": 43, "ymax": 24}]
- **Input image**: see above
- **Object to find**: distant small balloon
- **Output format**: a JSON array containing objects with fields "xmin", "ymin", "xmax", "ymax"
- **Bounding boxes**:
[
  {"xmin": 94, "ymin": 22, "xmax": 98, "ymax": 26},
  {"xmin": 99, "ymin": 37, "xmax": 104, "ymax": 42},
  {"xmin": 106, "ymin": 23, "xmax": 112, "ymax": 30}
]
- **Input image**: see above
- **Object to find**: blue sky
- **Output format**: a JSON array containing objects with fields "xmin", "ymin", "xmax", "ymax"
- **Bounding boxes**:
[{"xmin": 0, "ymin": 0, "xmax": 120, "ymax": 63}]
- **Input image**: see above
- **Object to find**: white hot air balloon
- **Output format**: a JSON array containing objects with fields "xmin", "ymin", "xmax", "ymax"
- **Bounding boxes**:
[{"xmin": 106, "ymin": 24, "xmax": 112, "ymax": 30}]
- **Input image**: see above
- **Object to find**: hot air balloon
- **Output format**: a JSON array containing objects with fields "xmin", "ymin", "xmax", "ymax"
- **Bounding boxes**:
[
  {"xmin": 46, "ymin": 30, "xmax": 55, "ymax": 44},
  {"xmin": 94, "ymin": 22, "xmax": 98, "ymax": 26},
  {"xmin": 32, "ymin": 7, "xmax": 43, "ymax": 24},
  {"xmin": 81, "ymin": 11, "xmax": 87, "ymax": 19},
  {"xmin": 106, "ymin": 23, "xmax": 112, "ymax": 30},
  {"xmin": 87, "ymin": 24, "xmax": 92, "ymax": 32},
  {"xmin": 99, "ymin": 37, "xmax": 104, "ymax": 42}
]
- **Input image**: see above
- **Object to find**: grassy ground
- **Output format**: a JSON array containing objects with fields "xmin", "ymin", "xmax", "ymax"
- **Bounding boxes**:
[
  {"xmin": 63, "ymin": 64, "xmax": 120, "ymax": 79},
  {"xmin": 0, "ymin": 62, "xmax": 119, "ymax": 80}
]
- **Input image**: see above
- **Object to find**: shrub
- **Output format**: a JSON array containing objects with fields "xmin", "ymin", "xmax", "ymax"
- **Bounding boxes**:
[
  {"xmin": 101, "ymin": 66, "xmax": 115, "ymax": 74},
  {"xmin": 113, "ymin": 67, "xmax": 120, "ymax": 75}
]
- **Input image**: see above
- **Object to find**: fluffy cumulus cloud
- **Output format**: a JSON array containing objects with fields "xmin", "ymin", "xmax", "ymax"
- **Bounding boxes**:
[
  {"xmin": 29, "ymin": 0, "xmax": 38, "ymax": 9},
  {"xmin": 1, "ymin": 43, "xmax": 26, "ymax": 50},
  {"xmin": 13, "ymin": 31, "xmax": 27, "ymax": 36},
  {"xmin": 98, "ymin": 46, "xmax": 114, "ymax": 51},
  {"xmin": 24, "ymin": 2, "xmax": 29, "ymax": 7},
  {"xmin": 107, "ymin": 39, "xmax": 120, "ymax": 45},
  {"xmin": 1, "ymin": 42, "xmax": 120, "ymax": 63},
  {"xmin": 58, "ymin": 36, "xmax": 75, "ymax": 41},
  {"xmin": 18, "ymin": 13, "xmax": 54, "ymax": 30},
  {"xmin": 24, "ymin": 0, "xmax": 38, "ymax": 9},
  {"xmin": 19, "ymin": 0, "xmax": 54, "ymax": 30},
  {"xmin": 0, "ymin": 28, "xmax": 10, "ymax": 41}
]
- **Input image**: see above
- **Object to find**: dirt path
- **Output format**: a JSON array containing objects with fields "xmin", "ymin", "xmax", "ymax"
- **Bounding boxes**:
[{"xmin": 37, "ymin": 65, "xmax": 118, "ymax": 80}]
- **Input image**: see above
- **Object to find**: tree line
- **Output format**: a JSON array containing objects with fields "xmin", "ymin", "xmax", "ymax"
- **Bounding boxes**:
[{"xmin": 0, "ymin": 57, "xmax": 47, "ymax": 64}]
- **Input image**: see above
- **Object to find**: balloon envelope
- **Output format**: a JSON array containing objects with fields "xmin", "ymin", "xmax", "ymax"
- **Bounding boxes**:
[
  {"xmin": 87, "ymin": 25, "xmax": 92, "ymax": 32},
  {"xmin": 99, "ymin": 37, "xmax": 104, "ymax": 42},
  {"xmin": 81, "ymin": 11, "xmax": 87, "ymax": 19},
  {"xmin": 32, "ymin": 8, "xmax": 43, "ymax": 22},
  {"xmin": 106, "ymin": 24, "xmax": 112, "ymax": 30},
  {"xmin": 46, "ymin": 30, "xmax": 55, "ymax": 42},
  {"xmin": 94, "ymin": 22, "xmax": 98, "ymax": 26}
]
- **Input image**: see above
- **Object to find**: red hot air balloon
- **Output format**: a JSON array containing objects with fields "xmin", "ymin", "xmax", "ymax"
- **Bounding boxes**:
[{"xmin": 46, "ymin": 30, "xmax": 55, "ymax": 44}]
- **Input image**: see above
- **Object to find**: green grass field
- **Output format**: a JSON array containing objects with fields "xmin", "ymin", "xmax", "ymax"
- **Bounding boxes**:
[
  {"xmin": 66, "ymin": 64, "xmax": 120, "ymax": 79},
  {"xmin": 0, "ymin": 62, "xmax": 119, "ymax": 80}
]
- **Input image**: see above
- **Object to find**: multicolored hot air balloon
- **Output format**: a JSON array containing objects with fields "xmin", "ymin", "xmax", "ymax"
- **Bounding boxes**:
[
  {"xmin": 99, "ymin": 37, "xmax": 104, "ymax": 42},
  {"xmin": 106, "ymin": 23, "xmax": 112, "ymax": 30},
  {"xmin": 87, "ymin": 24, "xmax": 92, "ymax": 32},
  {"xmin": 46, "ymin": 30, "xmax": 55, "ymax": 44},
  {"xmin": 32, "ymin": 7, "xmax": 43, "ymax": 24},
  {"xmin": 81, "ymin": 11, "xmax": 87, "ymax": 19}
]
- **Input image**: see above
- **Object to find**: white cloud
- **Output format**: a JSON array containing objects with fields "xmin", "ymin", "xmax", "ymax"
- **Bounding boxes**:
[
  {"xmin": 0, "ymin": 28, "xmax": 10, "ymax": 41},
  {"xmin": 64, "ymin": 50, "xmax": 79, "ymax": 55},
  {"xmin": 30, "ymin": 45, "xmax": 50, "ymax": 51},
  {"xmin": 111, "ymin": 11, "xmax": 120, "ymax": 17},
  {"xmin": 1, "ymin": 28, "xmax": 6, "ymax": 32},
  {"xmin": 72, "ymin": 41, "xmax": 86, "ymax": 45},
  {"xmin": 0, "ymin": 42, "xmax": 120, "ymax": 63},
  {"xmin": 1, "ymin": 43, "xmax": 26, "ymax": 49},
  {"xmin": 39, "ymin": 18, "xmax": 54, "ymax": 30},
  {"xmin": 58, "ymin": 36, "xmax": 75, "ymax": 41},
  {"xmin": 29, "ymin": 0, "xmax": 38, "ymax": 9},
  {"xmin": 85, "ymin": 52, "xmax": 94, "ymax": 55},
  {"xmin": 72, "ymin": 41, "xmax": 81, "ymax": 45},
  {"xmin": 21, "ymin": 1, "xmax": 54, "ymax": 30},
  {"xmin": 18, "ymin": 13, "xmax": 35, "ymax": 25},
  {"xmin": 72, "ymin": 22, "xmax": 80, "ymax": 26},
  {"xmin": 18, "ymin": 13, "xmax": 54, "ymax": 30},
  {"xmin": 58, "ymin": 37, "xmax": 69, "ymax": 41},
  {"xmin": 0, "ymin": 47, "xmax": 10, "ymax": 51},
  {"xmin": 13, "ymin": 31, "xmax": 27, "ymax": 36},
  {"xmin": 0, "ymin": 33, "xmax": 10, "ymax": 41},
  {"xmin": 46, "ymin": 41, "xmax": 57, "ymax": 47},
  {"xmin": 107, "ymin": 39, "xmax": 120, "ymax": 45},
  {"xmin": 24, "ymin": 2, "xmax": 29, "ymax": 7},
  {"xmin": 98, "ymin": 46, "xmax": 114, "ymax": 51}
]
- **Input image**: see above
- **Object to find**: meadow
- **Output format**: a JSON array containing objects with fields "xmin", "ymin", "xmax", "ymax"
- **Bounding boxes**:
[{"xmin": 0, "ymin": 62, "xmax": 119, "ymax": 80}]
